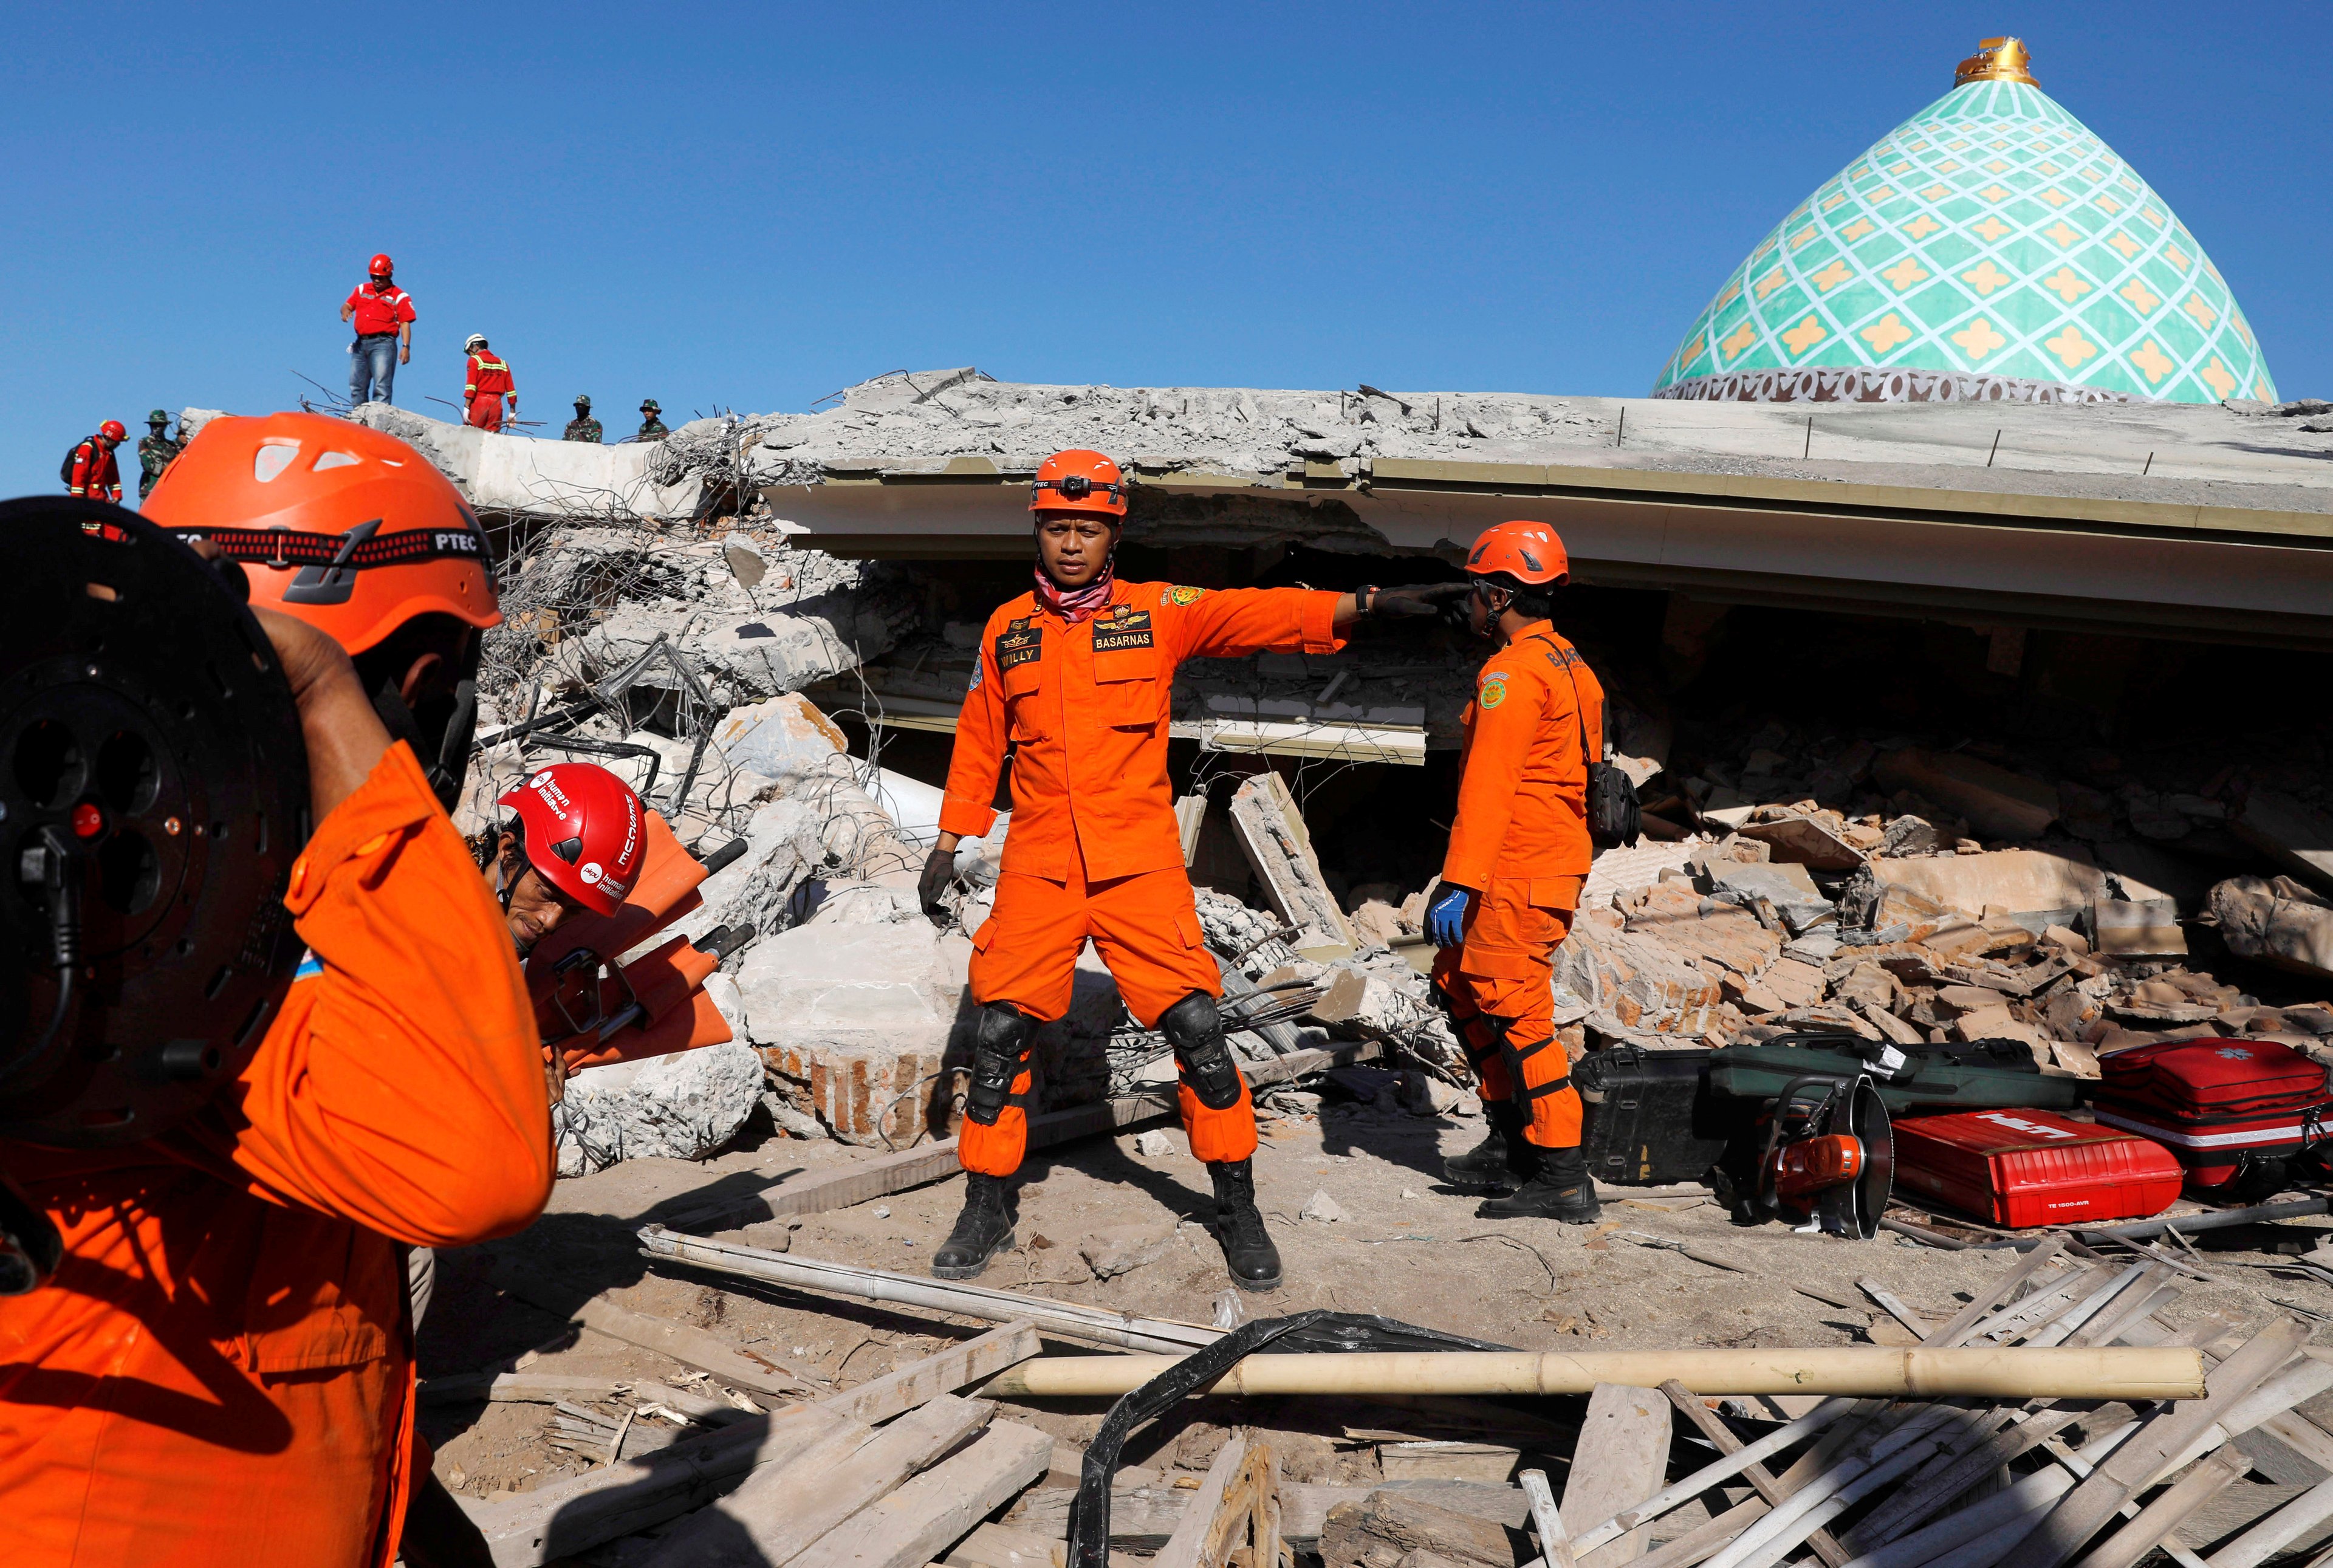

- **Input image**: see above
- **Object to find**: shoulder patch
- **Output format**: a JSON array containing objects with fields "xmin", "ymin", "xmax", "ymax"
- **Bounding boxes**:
[
  {"xmin": 966, "ymin": 662, "xmax": 982, "ymax": 692},
  {"xmin": 1478, "ymin": 673, "xmax": 1509, "ymax": 710},
  {"xmin": 1165, "ymin": 584, "xmax": 1205, "ymax": 606}
]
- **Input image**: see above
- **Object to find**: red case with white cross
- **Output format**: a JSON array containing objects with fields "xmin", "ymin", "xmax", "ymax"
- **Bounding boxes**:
[{"xmin": 1893, "ymin": 1108, "xmax": 2184, "ymax": 1228}]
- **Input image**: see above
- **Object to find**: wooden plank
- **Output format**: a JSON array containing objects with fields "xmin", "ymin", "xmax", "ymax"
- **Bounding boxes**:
[
  {"xmin": 1157, "ymin": 1432, "xmax": 1253, "ymax": 1568},
  {"xmin": 663, "ymin": 1042, "xmax": 1380, "ymax": 1233},
  {"xmin": 1566, "ymin": 1397, "xmax": 1860, "ymax": 1553},
  {"xmin": 1658, "ymin": 1382, "xmax": 1847, "ymax": 1568},
  {"xmin": 469, "ymin": 1402, "xmax": 852, "ymax": 1567},
  {"xmin": 420, "ymin": 1371, "xmax": 624, "ymax": 1406},
  {"xmin": 2000, "ymin": 1321, "xmax": 2309, "ymax": 1568},
  {"xmin": 2203, "ymin": 1472, "xmax": 2333, "ymax": 1568},
  {"xmin": 1857, "ymin": 1278, "xmax": 1940, "ymax": 1341},
  {"xmin": 1562, "ymin": 1385, "xmax": 1671, "ymax": 1568},
  {"xmin": 1519, "ymin": 1468, "xmax": 1578, "ymax": 1568},
  {"xmin": 644, "ymin": 1231, "xmax": 1216, "ymax": 1354},
  {"xmin": 2072, "ymin": 1449, "xmax": 2250, "ymax": 1568},
  {"xmin": 786, "ymin": 1420, "xmax": 1055, "ymax": 1568},
  {"xmin": 947, "ymin": 1522, "xmax": 1067, "ymax": 1568},
  {"xmin": 501, "ymin": 1276, "xmax": 812, "ymax": 1399},
  {"xmin": 942, "ymin": 1521, "xmax": 1064, "ymax": 1568},
  {"xmin": 821, "ymin": 1321, "xmax": 1041, "ymax": 1428},
  {"xmin": 642, "ymin": 1394, "xmax": 992, "ymax": 1567},
  {"xmin": 1930, "ymin": 1236, "xmax": 2067, "ymax": 1346}
]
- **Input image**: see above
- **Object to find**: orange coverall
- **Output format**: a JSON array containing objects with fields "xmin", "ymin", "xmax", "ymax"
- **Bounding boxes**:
[
  {"xmin": 464, "ymin": 352, "xmax": 515, "ymax": 431},
  {"xmin": 0, "ymin": 742, "xmax": 553, "ymax": 1567},
  {"xmin": 1431, "ymin": 620, "xmax": 1603, "ymax": 1150},
  {"xmin": 939, "ymin": 580, "xmax": 1343, "ymax": 1175}
]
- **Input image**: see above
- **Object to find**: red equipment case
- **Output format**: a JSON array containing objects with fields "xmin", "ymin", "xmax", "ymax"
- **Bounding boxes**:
[
  {"xmin": 2094, "ymin": 1038, "xmax": 2332, "ymax": 1190},
  {"xmin": 1893, "ymin": 1108, "xmax": 2185, "ymax": 1227}
]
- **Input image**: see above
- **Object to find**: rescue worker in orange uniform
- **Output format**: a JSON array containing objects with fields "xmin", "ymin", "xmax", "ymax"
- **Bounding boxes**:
[
  {"xmin": 462, "ymin": 334, "xmax": 517, "ymax": 432},
  {"xmin": 917, "ymin": 449, "xmax": 1462, "ymax": 1290},
  {"xmin": 0, "ymin": 560, "xmax": 550, "ymax": 1564},
  {"xmin": 94, "ymin": 410, "xmax": 522, "ymax": 1564},
  {"xmin": 1428, "ymin": 521, "xmax": 1605, "ymax": 1223}
]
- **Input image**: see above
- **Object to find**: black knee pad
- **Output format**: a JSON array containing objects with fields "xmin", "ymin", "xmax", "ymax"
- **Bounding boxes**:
[
  {"xmin": 1161, "ymin": 991, "xmax": 1243, "ymax": 1112},
  {"xmin": 964, "ymin": 1004, "xmax": 1035, "ymax": 1126}
]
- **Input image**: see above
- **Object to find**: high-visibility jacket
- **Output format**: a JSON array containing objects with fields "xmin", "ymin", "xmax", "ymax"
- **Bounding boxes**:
[
  {"xmin": 68, "ymin": 440, "xmax": 122, "ymax": 501},
  {"xmin": 464, "ymin": 352, "xmax": 515, "ymax": 402},
  {"xmin": 0, "ymin": 742, "xmax": 553, "ymax": 1567},
  {"xmin": 939, "ymin": 581, "xmax": 1342, "ymax": 882},
  {"xmin": 1439, "ymin": 619, "xmax": 1605, "ymax": 891}
]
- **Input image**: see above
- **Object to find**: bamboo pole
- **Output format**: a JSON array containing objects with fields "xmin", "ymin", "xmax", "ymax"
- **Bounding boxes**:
[{"xmin": 979, "ymin": 1346, "xmax": 2202, "ymax": 1402}]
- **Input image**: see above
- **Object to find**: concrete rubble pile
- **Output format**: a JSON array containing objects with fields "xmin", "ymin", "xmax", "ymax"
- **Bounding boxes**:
[{"xmin": 1542, "ymin": 716, "xmax": 2333, "ymax": 1080}]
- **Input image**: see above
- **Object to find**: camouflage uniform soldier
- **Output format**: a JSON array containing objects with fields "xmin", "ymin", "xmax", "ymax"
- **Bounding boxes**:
[
  {"xmin": 137, "ymin": 409, "xmax": 183, "ymax": 500},
  {"xmin": 563, "ymin": 394, "xmax": 603, "ymax": 443},
  {"xmin": 635, "ymin": 399, "xmax": 669, "ymax": 441}
]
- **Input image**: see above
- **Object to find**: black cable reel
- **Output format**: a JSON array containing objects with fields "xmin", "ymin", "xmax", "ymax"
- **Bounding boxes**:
[{"xmin": 1, "ymin": 500, "xmax": 310, "ymax": 1288}]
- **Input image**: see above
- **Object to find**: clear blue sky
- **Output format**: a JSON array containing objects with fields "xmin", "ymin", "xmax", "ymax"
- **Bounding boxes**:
[{"xmin": 4, "ymin": 2, "xmax": 2324, "ymax": 497}]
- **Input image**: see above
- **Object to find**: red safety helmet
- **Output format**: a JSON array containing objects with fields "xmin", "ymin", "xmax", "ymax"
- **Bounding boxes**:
[
  {"xmin": 98, "ymin": 420, "xmax": 128, "ymax": 443},
  {"xmin": 142, "ymin": 411, "xmax": 499, "ymax": 655},
  {"xmin": 369, "ymin": 253, "xmax": 394, "ymax": 277},
  {"xmin": 1464, "ymin": 520, "xmax": 1570, "ymax": 587},
  {"xmin": 496, "ymin": 762, "xmax": 646, "ymax": 917},
  {"xmin": 1029, "ymin": 448, "xmax": 1127, "ymax": 518}
]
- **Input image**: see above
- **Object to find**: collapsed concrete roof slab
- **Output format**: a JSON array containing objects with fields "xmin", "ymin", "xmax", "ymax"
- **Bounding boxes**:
[{"xmin": 742, "ymin": 374, "xmax": 2333, "ymax": 645}]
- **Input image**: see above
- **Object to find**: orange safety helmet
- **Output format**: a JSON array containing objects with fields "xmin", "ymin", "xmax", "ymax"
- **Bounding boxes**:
[
  {"xmin": 1029, "ymin": 448, "xmax": 1127, "ymax": 518},
  {"xmin": 142, "ymin": 411, "xmax": 499, "ymax": 655},
  {"xmin": 1464, "ymin": 520, "xmax": 1570, "ymax": 587}
]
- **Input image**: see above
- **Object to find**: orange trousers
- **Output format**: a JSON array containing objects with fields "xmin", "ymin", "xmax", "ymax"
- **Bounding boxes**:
[
  {"xmin": 961, "ymin": 857, "xmax": 1255, "ymax": 1175},
  {"xmin": 1430, "ymin": 875, "xmax": 1583, "ymax": 1150},
  {"xmin": 465, "ymin": 394, "xmax": 504, "ymax": 431}
]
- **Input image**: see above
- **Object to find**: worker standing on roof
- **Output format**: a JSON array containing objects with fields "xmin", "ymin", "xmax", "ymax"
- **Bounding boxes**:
[
  {"xmin": 341, "ymin": 253, "xmax": 416, "ymax": 406},
  {"xmin": 462, "ymin": 335, "xmax": 517, "ymax": 431},
  {"xmin": 137, "ymin": 410, "xmax": 183, "ymax": 500},
  {"xmin": 66, "ymin": 420, "xmax": 128, "ymax": 501},
  {"xmin": 564, "ymin": 394, "xmax": 602, "ymax": 442},
  {"xmin": 1428, "ymin": 521, "xmax": 1604, "ymax": 1224},
  {"xmin": 634, "ymin": 399, "xmax": 668, "ymax": 440},
  {"xmin": 917, "ymin": 448, "xmax": 1463, "ymax": 1292}
]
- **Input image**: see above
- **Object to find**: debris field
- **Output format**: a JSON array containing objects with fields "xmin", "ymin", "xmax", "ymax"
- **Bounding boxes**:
[{"xmin": 176, "ymin": 384, "xmax": 2333, "ymax": 1567}]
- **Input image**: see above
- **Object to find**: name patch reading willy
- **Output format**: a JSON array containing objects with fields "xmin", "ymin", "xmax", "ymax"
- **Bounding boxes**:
[
  {"xmin": 1090, "ymin": 607, "xmax": 1154, "ymax": 652},
  {"xmin": 996, "ymin": 619, "xmax": 1044, "ymax": 673}
]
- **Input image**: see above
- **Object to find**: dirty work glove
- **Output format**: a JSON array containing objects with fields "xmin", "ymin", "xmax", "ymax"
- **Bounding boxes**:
[
  {"xmin": 1426, "ymin": 883, "xmax": 1475, "ymax": 948},
  {"xmin": 1366, "ymin": 581, "xmax": 1471, "ymax": 618},
  {"xmin": 919, "ymin": 843, "xmax": 957, "ymax": 928}
]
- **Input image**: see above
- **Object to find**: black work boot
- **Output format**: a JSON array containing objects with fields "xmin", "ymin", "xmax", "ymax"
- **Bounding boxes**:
[
  {"xmin": 1207, "ymin": 1160, "xmax": 1284, "ymax": 1292},
  {"xmin": 1444, "ymin": 1099, "xmax": 1532, "ymax": 1191},
  {"xmin": 931, "ymin": 1173, "xmax": 1015, "ymax": 1279},
  {"xmin": 1476, "ymin": 1146, "xmax": 1602, "ymax": 1223}
]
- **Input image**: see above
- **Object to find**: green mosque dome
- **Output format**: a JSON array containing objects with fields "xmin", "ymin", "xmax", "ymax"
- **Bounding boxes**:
[{"xmin": 1653, "ymin": 38, "xmax": 2276, "ymax": 405}]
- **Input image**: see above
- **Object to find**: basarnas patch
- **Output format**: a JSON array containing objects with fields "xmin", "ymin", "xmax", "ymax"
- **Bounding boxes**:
[
  {"xmin": 1478, "ymin": 673, "xmax": 1509, "ymax": 709},
  {"xmin": 1091, "ymin": 606, "xmax": 1154, "ymax": 652},
  {"xmin": 1165, "ymin": 584, "xmax": 1205, "ymax": 606}
]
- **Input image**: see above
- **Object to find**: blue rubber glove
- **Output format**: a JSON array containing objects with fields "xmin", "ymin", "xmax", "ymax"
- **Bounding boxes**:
[{"xmin": 1426, "ymin": 883, "xmax": 1475, "ymax": 948}]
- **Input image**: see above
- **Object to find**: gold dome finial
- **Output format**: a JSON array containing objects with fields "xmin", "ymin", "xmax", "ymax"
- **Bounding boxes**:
[{"xmin": 1954, "ymin": 36, "xmax": 2037, "ymax": 86}]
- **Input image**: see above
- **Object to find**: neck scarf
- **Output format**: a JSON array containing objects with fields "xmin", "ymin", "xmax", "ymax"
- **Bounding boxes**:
[{"xmin": 1033, "ymin": 558, "xmax": 1116, "ymax": 623}]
